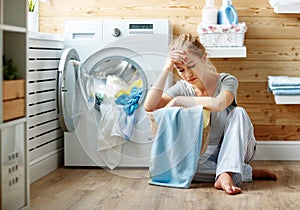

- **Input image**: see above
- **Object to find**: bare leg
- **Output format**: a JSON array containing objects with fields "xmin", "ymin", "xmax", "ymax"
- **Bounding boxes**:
[
  {"xmin": 214, "ymin": 172, "xmax": 242, "ymax": 195},
  {"xmin": 252, "ymin": 168, "xmax": 277, "ymax": 181}
]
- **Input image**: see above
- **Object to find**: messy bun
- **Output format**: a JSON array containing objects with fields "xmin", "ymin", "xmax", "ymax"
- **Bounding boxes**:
[
  {"xmin": 170, "ymin": 33, "xmax": 217, "ymax": 73},
  {"xmin": 171, "ymin": 33, "xmax": 206, "ymax": 58}
]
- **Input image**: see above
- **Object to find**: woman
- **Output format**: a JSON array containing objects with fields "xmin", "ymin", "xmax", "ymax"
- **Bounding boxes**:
[{"xmin": 144, "ymin": 33, "xmax": 277, "ymax": 195}]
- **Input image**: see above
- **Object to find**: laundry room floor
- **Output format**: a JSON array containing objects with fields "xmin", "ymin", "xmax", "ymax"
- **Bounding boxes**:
[{"xmin": 30, "ymin": 161, "xmax": 300, "ymax": 210}]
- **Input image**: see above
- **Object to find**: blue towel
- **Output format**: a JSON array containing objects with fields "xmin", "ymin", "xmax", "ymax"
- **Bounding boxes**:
[
  {"xmin": 268, "ymin": 76, "xmax": 300, "ymax": 95},
  {"xmin": 272, "ymin": 89, "xmax": 300, "ymax": 95},
  {"xmin": 268, "ymin": 76, "xmax": 300, "ymax": 87},
  {"xmin": 149, "ymin": 106, "xmax": 204, "ymax": 188}
]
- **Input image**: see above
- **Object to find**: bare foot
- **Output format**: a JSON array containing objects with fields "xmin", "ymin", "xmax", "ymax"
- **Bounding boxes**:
[
  {"xmin": 214, "ymin": 172, "xmax": 242, "ymax": 195},
  {"xmin": 252, "ymin": 169, "xmax": 277, "ymax": 181}
]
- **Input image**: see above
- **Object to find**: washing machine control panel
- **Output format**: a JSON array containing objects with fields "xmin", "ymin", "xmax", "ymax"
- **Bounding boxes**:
[{"xmin": 102, "ymin": 19, "xmax": 169, "ymax": 45}]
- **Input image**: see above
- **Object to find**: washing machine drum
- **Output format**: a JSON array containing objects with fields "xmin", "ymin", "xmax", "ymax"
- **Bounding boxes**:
[
  {"xmin": 57, "ymin": 47, "xmax": 151, "ymax": 167},
  {"xmin": 57, "ymin": 46, "xmax": 149, "ymax": 134}
]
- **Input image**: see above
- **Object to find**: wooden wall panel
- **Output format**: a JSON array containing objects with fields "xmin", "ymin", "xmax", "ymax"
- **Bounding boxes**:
[
  {"xmin": 254, "ymin": 125, "xmax": 300, "ymax": 140},
  {"xmin": 39, "ymin": 0, "xmax": 300, "ymax": 140},
  {"xmin": 243, "ymin": 104, "xmax": 300, "ymax": 125},
  {"xmin": 213, "ymin": 61, "xmax": 300, "ymax": 82}
]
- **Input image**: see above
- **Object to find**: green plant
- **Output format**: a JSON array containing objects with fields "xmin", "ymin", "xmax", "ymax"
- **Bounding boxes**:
[
  {"xmin": 3, "ymin": 56, "xmax": 18, "ymax": 80},
  {"xmin": 28, "ymin": 0, "xmax": 37, "ymax": 12}
]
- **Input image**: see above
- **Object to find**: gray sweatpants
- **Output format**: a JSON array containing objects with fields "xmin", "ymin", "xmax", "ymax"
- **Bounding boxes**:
[{"xmin": 193, "ymin": 107, "xmax": 257, "ymax": 186}]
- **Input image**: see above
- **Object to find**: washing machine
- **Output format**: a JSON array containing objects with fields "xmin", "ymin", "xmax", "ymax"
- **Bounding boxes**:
[{"xmin": 57, "ymin": 19, "xmax": 172, "ymax": 168}]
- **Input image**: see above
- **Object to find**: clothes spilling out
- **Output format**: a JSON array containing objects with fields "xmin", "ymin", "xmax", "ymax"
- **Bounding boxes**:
[{"xmin": 96, "ymin": 75, "xmax": 143, "ymax": 169}]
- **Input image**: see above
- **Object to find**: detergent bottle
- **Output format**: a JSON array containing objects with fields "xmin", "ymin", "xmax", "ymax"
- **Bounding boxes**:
[
  {"xmin": 202, "ymin": 0, "xmax": 218, "ymax": 25},
  {"xmin": 217, "ymin": 0, "xmax": 238, "ymax": 24}
]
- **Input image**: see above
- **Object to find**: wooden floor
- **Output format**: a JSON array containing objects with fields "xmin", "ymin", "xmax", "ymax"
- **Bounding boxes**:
[{"xmin": 30, "ymin": 161, "xmax": 300, "ymax": 210}]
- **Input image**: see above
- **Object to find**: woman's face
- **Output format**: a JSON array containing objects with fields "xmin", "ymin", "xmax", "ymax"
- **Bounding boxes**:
[{"xmin": 174, "ymin": 52, "xmax": 205, "ymax": 85}]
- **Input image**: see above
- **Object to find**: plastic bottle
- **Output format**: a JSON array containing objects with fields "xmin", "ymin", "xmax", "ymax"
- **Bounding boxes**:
[
  {"xmin": 202, "ymin": 0, "xmax": 218, "ymax": 25},
  {"xmin": 217, "ymin": 0, "xmax": 239, "ymax": 25}
]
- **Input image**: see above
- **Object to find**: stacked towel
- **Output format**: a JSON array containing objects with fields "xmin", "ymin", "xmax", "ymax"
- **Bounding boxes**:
[
  {"xmin": 268, "ymin": 76, "xmax": 300, "ymax": 95},
  {"xmin": 269, "ymin": 0, "xmax": 300, "ymax": 7}
]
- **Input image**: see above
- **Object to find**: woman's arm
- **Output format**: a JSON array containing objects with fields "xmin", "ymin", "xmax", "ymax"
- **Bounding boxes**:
[
  {"xmin": 144, "ymin": 49, "xmax": 186, "ymax": 112},
  {"xmin": 166, "ymin": 90, "xmax": 235, "ymax": 112},
  {"xmin": 143, "ymin": 69, "xmax": 173, "ymax": 112}
]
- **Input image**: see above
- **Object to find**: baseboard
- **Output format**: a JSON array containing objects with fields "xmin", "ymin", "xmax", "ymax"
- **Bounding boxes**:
[
  {"xmin": 28, "ymin": 141, "xmax": 299, "ymax": 183},
  {"xmin": 254, "ymin": 141, "xmax": 300, "ymax": 160},
  {"xmin": 29, "ymin": 148, "xmax": 64, "ymax": 183}
]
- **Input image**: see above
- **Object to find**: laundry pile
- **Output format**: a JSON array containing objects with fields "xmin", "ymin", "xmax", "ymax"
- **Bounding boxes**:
[
  {"xmin": 96, "ymin": 76, "xmax": 143, "ymax": 169},
  {"xmin": 267, "ymin": 75, "xmax": 300, "ymax": 96},
  {"xmin": 114, "ymin": 79, "xmax": 143, "ymax": 115}
]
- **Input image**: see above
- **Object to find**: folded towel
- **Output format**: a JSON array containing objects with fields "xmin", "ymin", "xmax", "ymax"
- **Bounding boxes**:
[
  {"xmin": 270, "ymin": 0, "xmax": 300, "ymax": 7},
  {"xmin": 268, "ymin": 85, "xmax": 300, "ymax": 90},
  {"xmin": 149, "ymin": 106, "xmax": 204, "ymax": 188},
  {"xmin": 268, "ymin": 76, "xmax": 300, "ymax": 87},
  {"xmin": 272, "ymin": 89, "xmax": 300, "ymax": 95},
  {"xmin": 268, "ymin": 76, "xmax": 300, "ymax": 95}
]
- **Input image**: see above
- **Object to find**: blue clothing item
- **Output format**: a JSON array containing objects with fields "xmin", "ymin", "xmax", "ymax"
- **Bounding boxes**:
[
  {"xmin": 268, "ymin": 76, "xmax": 300, "ymax": 95},
  {"xmin": 149, "ymin": 106, "xmax": 204, "ymax": 188},
  {"xmin": 118, "ymin": 111, "xmax": 136, "ymax": 141},
  {"xmin": 268, "ymin": 76, "xmax": 300, "ymax": 87},
  {"xmin": 272, "ymin": 89, "xmax": 300, "ymax": 96},
  {"xmin": 115, "ymin": 87, "xmax": 143, "ymax": 115}
]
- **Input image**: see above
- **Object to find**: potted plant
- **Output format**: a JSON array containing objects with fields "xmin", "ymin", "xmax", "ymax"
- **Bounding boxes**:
[
  {"xmin": 3, "ymin": 56, "xmax": 18, "ymax": 80},
  {"xmin": 28, "ymin": 0, "xmax": 38, "ymax": 12},
  {"xmin": 28, "ymin": 0, "xmax": 39, "ymax": 31},
  {"xmin": 2, "ymin": 56, "xmax": 25, "ymax": 121}
]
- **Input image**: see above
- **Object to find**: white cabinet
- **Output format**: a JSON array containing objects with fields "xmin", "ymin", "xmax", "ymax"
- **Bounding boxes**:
[
  {"xmin": 0, "ymin": 0, "xmax": 29, "ymax": 209},
  {"xmin": 0, "ymin": 119, "xmax": 28, "ymax": 210},
  {"xmin": 27, "ymin": 32, "xmax": 64, "ymax": 183}
]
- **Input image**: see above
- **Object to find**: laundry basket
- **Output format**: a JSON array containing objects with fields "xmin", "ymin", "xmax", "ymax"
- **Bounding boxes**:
[
  {"xmin": 146, "ymin": 109, "xmax": 210, "ymax": 155},
  {"xmin": 197, "ymin": 22, "xmax": 247, "ymax": 47}
]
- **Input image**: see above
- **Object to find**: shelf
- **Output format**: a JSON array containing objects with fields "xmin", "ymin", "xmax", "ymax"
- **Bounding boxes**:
[
  {"xmin": 28, "ymin": 31, "xmax": 63, "ymax": 41},
  {"xmin": 206, "ymin": 46, "xmax": 247, "ymax": 58},
  {"xmin": 0, "ymin": 24, "xmax": 26, "ymax": 33},
  {"xmin": 274, "ymin": 95, "xmax": 300, "ymax": 104},
  {"xmin": 269, "ymin": 0, "xmax": 300, "ymax": 13},
  {"xmin": 0, "ymin": 117, "xmax": 26, "ymax": 129}
]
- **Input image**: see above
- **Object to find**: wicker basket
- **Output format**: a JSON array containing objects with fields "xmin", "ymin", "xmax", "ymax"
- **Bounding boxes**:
[
  {"xmin": 197, "ymin": 22, "xmax": 247, "ymax": 47},
  {"xmin": 146, "ymin": 110, "xmax": 210, "ymax": 155}
]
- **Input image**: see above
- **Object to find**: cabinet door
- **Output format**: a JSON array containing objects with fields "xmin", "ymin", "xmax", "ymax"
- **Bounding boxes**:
[{"xmin": 1, "ymin": 121, "xmax": 26, "ymax": 210}]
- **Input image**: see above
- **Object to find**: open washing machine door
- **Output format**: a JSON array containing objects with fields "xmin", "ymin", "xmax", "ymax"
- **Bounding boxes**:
[{"xmin": 57, "ymin": 48, "xmax": 95, "ymax": 132}]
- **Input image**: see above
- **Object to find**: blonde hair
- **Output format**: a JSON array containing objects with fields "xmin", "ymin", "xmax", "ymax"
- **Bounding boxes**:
[{"xmin": 170, "ymin": 33, "xmax": 217, "ymax": 73}]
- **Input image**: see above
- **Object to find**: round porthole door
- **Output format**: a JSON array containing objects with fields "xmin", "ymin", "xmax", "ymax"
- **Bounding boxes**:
[{"xmin": 57, "ymin": 48, "xmax": 86, "ymax": 132}]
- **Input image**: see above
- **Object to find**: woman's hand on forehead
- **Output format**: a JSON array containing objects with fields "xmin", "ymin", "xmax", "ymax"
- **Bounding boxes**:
[{"xmin": 169, "ymin": 49, "xmax": 188, "ymax": 65}]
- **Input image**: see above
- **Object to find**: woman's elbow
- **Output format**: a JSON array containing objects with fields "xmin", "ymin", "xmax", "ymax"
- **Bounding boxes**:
[
  {"xmin": 211, "ymin": 100, "xmax": 228, "ymax": 112},
  {"xmin": 144, "ymin": 105, "xmax": 153, "ymax": 112},
  {"xmin": 144, "ymin": 101, "xmax": 155, "ymax": 112}
]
